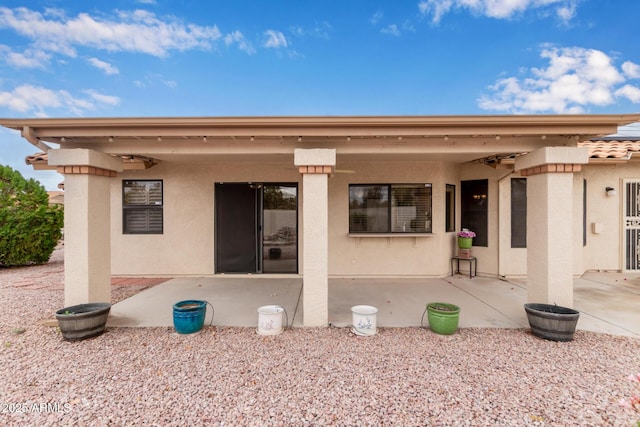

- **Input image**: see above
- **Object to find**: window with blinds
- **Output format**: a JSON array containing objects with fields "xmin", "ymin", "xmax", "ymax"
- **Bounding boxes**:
[
  {"xmin": 123, "ymin": 180, "xmax": 163, "ymax": 234},
  {"xmin": 349, "ymin": 184, "xmax": 432, "ymax": 233}
]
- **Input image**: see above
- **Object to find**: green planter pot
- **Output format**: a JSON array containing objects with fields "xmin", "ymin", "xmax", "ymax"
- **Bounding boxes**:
[
  {"xmin": 457, "ymin": 237, "xmax": 473, "ymax": 249},
  {"xmin": 427, "ymin": 302, "xmax": 461, "ymax": 335}
]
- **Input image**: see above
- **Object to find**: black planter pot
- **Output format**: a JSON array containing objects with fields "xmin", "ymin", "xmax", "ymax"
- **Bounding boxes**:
[
  {"xmin": 55, "ymin": 303, "xmax": 111, "ymax": 341},
  {"xmin": 524, "ymin": 303, "xmax": 580, "ymax": 342}
]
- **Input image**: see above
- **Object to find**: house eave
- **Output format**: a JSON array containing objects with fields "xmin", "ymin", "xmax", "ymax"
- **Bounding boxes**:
[{"xmin": 2, "ymin": 114, "xmax": 638, "ymax": 140}]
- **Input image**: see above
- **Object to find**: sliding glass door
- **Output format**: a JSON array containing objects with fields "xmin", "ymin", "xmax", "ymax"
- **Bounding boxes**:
[{"xmin": 215, "ymin": 183, "xmax": 297, "ymax": 273}]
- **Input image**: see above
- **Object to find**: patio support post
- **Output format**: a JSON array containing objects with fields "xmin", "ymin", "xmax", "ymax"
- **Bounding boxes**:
[
  {"xmin": 48, "ymin": 149, "xmax": 122, "ymax": 306},
  {"xmin": 294, "ymin": 148, "xmax": 336, "ymax": 327},
  {"xmin": 516, "ymin": 147, "xmax": 589, "ymax": 308}
]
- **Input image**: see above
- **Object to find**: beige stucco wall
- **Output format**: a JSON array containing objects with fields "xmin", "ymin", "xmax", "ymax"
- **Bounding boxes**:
[
  {"xmin": 328, "ymin": 161, "xmax": 459, "ymax": 277},
  {"xmin": 579, "ymin": 162, "xmax": 640, "ymax": 272},
  {"xmin": 497, "ymin": 172, "xmax": 527, "ymax": 277},
  {"xmin": 495, "ymin": 161, "xmax": 637, "ymax": 277},
  {"xmin": 111, "ymin": 161, "xmax": 301, "ymax": 275},
  {"xmin": 111, "ymin": 160, "xmax": 468, "ymax": 277},
  {"xmin": 109, "ymin": 158, "xmax": 638, "ymax": 277}
]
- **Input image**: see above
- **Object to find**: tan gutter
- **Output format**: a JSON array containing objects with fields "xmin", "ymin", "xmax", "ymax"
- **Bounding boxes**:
[{"xmin": 21, "ymin": 126, "xmax": 52, "ymax": 152}]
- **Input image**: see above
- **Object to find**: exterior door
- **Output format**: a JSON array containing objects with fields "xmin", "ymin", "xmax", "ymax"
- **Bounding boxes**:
[
  {"xmin": 215, "ymin": 183, "xmax": 298, "ymax": 274},
  {"xmin": 624, "ymin": 180, "xmax": 640, "ymax": 271},
  {"xmin": 215, "ymin": 183, "xmax": 259, "ymax": 273}
]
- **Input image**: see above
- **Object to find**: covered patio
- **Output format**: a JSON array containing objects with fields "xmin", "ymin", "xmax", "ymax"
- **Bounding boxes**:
[
  {"xmin": 107, "ymin": 273, "xmax": 640, "ymax": 338},
  {"xmin": 3, "ymin": 114, "xmax": 640, "ymax": 328}
]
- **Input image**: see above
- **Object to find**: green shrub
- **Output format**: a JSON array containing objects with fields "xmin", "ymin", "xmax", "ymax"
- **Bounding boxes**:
[{"xmin": 0, "ymin": 165, "xmax": 64, "ymax": 266}]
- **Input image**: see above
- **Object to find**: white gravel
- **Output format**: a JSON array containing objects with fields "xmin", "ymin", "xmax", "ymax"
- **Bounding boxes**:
[{"xmin": 1, "ymin": 245, "xmax": 639, "ymax": 426}]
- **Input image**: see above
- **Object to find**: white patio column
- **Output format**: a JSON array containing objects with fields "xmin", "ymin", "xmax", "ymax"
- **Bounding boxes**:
[
  {"xmin": 515, "ymin": 147, "xmax": 589, "ymax": 308},
  {"xmin": 294, "ymin": 148, "xmax": 336, "ymax": 327},
  {"xmin": 48, "ymin": 149, "xmax": 122, "ymax": 306}
]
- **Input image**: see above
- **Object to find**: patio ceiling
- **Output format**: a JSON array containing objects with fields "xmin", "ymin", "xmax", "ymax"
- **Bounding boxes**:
[{"xmin": 2, "ymin": 114, "xmax": 640, "ymax": 167}]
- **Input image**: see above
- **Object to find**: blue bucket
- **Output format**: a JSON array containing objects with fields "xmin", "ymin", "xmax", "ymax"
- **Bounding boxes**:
[{"xmin": 172, "ymin": 300, "xmax": 214, "ymax": 334}]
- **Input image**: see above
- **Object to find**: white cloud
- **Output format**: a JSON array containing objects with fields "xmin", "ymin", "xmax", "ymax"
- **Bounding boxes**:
[
  {"xmin": 418, "ymin": 0, "xmax": 578, "ymax": 24},
  {"xmin": 615, "ymin": 85, "xmax": 640, "ymax": 103},
  {"xmin": 88, "ymin": 57, "xmax": 119, "ymax": 75},
  {"xmin": 0, "ymin": 84, "xmax": 118, "ymax": 116},
  {"xmin": 370, "ymin": 11, "xmax": 383, "ymax": 25},
  {"xmin": 478, "ymin": 46, "xmax": 639, "ymax": 114},
  {"xmin": 224, "ymin": 30, "xmax": 256, "ymax": 55},
  {"xmin": 0, "ymin": 7, "xmax": 222, "ymax": 58},
  {"xmin": 556, "ymin": 2, "xmax": 577, "ymax": 23},
  {"xmin": 381, "ymin": 24, "xmax": 401, "ymax": 36},
  {"xmin": 2, "ymin": 47, "xmax": 50, "ymax": 68},
  {"xmin": 418, "ymin": 0, "xmax": 453, "ymax": 23},
  {"xmin": 0, "ymin": 84, "xmax": 62, "ymax": 113},
  {"xmin": 289, "ymin": 22, "xmax": 332, "ymax": 39},
  {"xmin": 132, "ymin": 73, "xmax": 177, "ymax": 89},
  {"xmin": 263, "ymin": 30, "xmax": 288, "ymax": 49},
  {"xmin": 83, "ymin": 89, "xmax": 120, "ymax": 105},
  {"xmin": 622, "ymin": 61, "xmax": 640, "ymax": 79}
]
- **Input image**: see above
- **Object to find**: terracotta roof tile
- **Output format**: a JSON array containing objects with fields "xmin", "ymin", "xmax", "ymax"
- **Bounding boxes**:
[
  {"xmin": 579, "ymin": 140, "xmax": 640, "ymax": 160},
  {"xmin": 25, "ymin": 152, "xmax": 49, "ymax": 165}
]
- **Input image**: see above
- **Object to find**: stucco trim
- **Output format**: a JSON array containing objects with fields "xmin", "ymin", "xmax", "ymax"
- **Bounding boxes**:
[
  {"xmin": 56, "ymin": 165, "xmax": 117, "ymax": 177},
  {"xmin": 520, "ymin": 164, "xmax": 583, "ymax": 176}
]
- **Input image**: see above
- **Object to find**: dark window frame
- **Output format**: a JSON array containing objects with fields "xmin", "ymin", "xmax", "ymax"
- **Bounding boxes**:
[
  {"xmin": 348, "ymin": 183, "xmax": 433, "ymax": 234},
  {"xmin": 122, "ymin": 180, "xmax": 163, "ymax": 234},
  {"xmin": 510, "ymin": 178, "xmax": 527, "ymax": 248},
  {"xmin": 445, "ymin": 184, "xmax": 456, "ymax": 233}
]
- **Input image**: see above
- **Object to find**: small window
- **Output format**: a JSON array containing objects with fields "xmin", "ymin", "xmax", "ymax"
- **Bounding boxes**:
[
  {"xmin": 123, "ymin": 180, "xmax": 163, "ymax": 234},
  {"xmin": 511, "ymin": 178, "xmax": 527, "ymax": 248},
  {"xmin": 349, "ymin": 184, "xmax": 432, "ymax": 233},
  {"xmin": 445, "ymin": 184, "xmax": 455, "ymax": 232}
]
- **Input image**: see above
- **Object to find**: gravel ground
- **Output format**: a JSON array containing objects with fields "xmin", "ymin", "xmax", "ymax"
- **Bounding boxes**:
[{"xmin": 1, "ymin": 246, "xmax": 640, "ymax": 426}]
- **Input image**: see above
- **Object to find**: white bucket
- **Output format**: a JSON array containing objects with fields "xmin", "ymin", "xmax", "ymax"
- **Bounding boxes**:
[
  {"xmin": 351, "ymin": 305, "xmax": 378, "ymax": 336},
  {"xmin": 257, "ymin": 305, "xmax": 285, "ymax": 335}
]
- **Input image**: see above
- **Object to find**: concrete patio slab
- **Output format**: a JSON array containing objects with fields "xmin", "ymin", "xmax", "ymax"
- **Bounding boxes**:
[
  {"xmin": 108, "ymin": 272, "xmax": 640, "ymax": 338},
  {"xmin": 108, "ymin": 277, "xmax": 303, "ymax": 327}
]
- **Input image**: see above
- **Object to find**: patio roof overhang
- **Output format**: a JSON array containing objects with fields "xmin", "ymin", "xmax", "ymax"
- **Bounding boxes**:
[{"xmin": 2, "ymin": 114, "xmax": 640, "ymax": 168}]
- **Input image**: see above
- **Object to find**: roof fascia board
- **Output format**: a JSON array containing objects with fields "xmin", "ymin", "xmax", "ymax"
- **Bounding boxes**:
[{"xmin": 2, "ymin": 114, "xmax": 639, "ymax": 138}]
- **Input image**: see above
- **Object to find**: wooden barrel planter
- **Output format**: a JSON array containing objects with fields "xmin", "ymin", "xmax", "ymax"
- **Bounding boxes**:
[
  {"xmin": 55, "ymin": 303, "xmax": 111, "ymax": 342},
  {"xmin": 524, "ymin": 303, "xmax": 580, "ymax": 342}
]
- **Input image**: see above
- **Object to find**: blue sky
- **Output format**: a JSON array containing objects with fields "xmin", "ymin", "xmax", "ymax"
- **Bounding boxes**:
[{"xmin": 1, "ymin": 0, "xmax": 639, "ymax": 189}]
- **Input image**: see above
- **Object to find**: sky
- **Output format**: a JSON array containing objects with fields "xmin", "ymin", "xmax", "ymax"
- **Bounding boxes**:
[{"xmin": 0, "ymin": 0, "xmax": 639, "ymax": 190}]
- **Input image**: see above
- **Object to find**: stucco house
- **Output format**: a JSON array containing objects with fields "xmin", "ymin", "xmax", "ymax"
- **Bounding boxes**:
[{"xmin": 2, "ymin": 114, "xmax": 639, "ymax": 327}]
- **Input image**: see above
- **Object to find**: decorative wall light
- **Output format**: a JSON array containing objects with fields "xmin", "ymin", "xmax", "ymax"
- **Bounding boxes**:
[{"xmin": 605, "ymin": 186, "xmax": 617, "ymax": 197}]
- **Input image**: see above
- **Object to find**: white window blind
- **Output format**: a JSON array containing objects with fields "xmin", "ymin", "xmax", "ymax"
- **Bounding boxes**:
[
  {"xmin": 123, "ymin": 180, "xmax": 163, "ymax": 234},
  {"xmin": 349, "ymin": 184, "xmax": 432, "ymax": 233}
]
